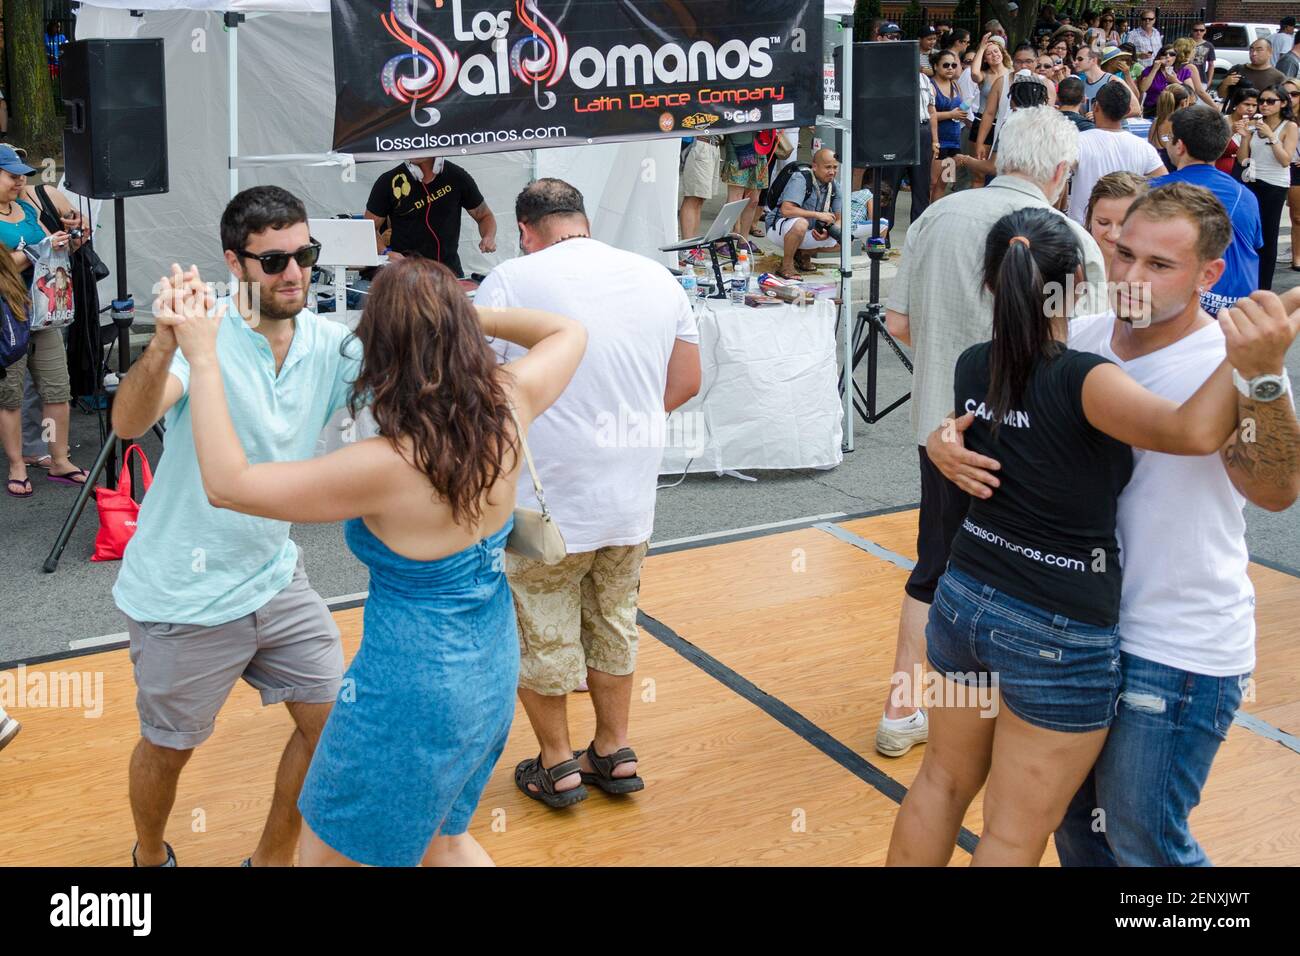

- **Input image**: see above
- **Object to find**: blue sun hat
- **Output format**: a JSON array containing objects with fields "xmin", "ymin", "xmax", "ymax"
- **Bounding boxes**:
[{"xmin": 0, "ymin": 144, "xmax": 36, "ymax": 175}]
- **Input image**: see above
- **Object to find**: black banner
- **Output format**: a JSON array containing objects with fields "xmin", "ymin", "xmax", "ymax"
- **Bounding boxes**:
[{"xmin": 330, "ymin": 0, "xmax": 823, "ymax": 158}]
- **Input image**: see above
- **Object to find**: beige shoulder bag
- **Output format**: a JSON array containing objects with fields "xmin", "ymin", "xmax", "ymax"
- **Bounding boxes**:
[{"xmin": 506, "ymin": 407, "xmax": 567, "ymax": 564}]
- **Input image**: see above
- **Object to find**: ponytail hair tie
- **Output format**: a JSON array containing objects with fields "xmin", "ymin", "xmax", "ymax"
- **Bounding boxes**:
[{"xmin": 1008, "ymin": 236, "xmax": 1031, "ymax": 248}]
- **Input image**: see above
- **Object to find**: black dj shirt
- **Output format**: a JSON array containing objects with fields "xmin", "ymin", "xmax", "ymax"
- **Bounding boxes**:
[{"xmin": 366, "ymin": 162, "xmax": 484, "ymax": 277}]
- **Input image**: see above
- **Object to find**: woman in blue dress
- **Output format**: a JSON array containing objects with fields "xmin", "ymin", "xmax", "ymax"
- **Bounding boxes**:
[
  {"xmin": 929, "ymin": 48, "xmax": 968, "ymax": 202},
  {"xmin": 155, "ymin": 257, "xmax": 586, "ymax": 866}
]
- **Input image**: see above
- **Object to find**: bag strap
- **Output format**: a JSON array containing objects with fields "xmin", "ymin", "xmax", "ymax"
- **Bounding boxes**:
[
  {"xmin": 117, "ymin": 443, "xmax": 154, "ymax": 500},
  {"xmin": 506, "ymin": 406, "xmax": 551, "ymax": 519},
  {"xmin": 33, "ymin": 185, "xmax": 63, "ymax": 235}
]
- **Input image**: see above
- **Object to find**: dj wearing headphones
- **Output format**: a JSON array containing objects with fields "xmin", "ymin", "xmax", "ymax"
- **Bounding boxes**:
[{"xmin": 364, "ymin": 156, "xmax": 497, "ymax": 278}]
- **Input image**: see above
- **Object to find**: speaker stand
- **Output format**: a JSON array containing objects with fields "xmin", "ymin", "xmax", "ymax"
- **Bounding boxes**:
[
  {"xmin": 839, "ymin": 167, "xmax": 912, "ymax": 426},
  {"xmin": 44, "ymin": 198, "xmax": 160, "ymax": 572}
]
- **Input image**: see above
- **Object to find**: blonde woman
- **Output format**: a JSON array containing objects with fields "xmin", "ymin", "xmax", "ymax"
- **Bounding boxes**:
[
  {"xmin": 968, "ymin": 37, "xmax": 1010, "ymax": 188},
  {"xmin": 1147, "ymin": 84, "xmax": 1191, "ymax": 169},
  {"xmin": 1172, "ymin": 37, "xmax": 1216, "ymax": 107},
  {"xmin": 1084, "ymin": 171, "xmax": 1149, "ymax": 274}
]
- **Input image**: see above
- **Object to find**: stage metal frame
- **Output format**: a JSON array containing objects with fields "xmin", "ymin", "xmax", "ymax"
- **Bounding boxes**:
[{"xmin": 820, "ymin": 11, "xmax": 856, "ymax": 453}]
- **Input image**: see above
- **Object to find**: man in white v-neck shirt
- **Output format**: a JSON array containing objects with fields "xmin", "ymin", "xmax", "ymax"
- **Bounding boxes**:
[{"xmin": 925, "ymin": 183, "xmax": 1300, "ymax": 865}]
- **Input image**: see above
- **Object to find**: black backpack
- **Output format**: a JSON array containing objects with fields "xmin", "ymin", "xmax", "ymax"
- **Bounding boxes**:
[{"xmin": 768, "ymin": 162, "xmax": 821, "ymax": 213}]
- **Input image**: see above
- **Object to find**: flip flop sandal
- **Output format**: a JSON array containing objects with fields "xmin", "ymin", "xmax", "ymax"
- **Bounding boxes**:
[
  {"xmin": 749, "ymin": 223, "xmax": 766, "ymax": 238},
  {"xmin": 514, "ymin": 754, "xmax": 588, "ymax": 808},
  {"xmin": 776, "ymin": 269, "xmax": 802, "ymax": 281},
  {"xmin": 6, "ymin": 478, "xmax": 32, "ymax": 498},
  {"xmin": 23, "ymin": 455, "xmax": 51, "ymax": 470},
  {"xmin": 47, "ymin": 468, "xmax": 89, "ymax": 486},
  {"xmin": 575, "ymin": 740, "xmax": 645, "ymax": 795}
]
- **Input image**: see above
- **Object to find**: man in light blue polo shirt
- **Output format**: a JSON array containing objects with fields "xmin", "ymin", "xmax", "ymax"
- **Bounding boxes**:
[
  {"xmin": 1152, "ymin": 104, "xmax": 1263, "ymax": 315},
  {"xmin": 111, "ymin": 186, "xmax": 360, "ymax": 868}
]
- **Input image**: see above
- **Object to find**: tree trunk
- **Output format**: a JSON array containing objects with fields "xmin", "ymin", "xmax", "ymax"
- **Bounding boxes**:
[
  {"xmin": 988, "ymin": 0, "xmax": 1042, "ymax": 46},
  {"xmin": 4, "ymin": 0, "xmax": 62, "ymax": 160}
]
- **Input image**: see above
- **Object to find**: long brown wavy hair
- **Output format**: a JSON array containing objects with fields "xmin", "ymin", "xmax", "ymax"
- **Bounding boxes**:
[
  {"xmin": 349, "ymin": 257, "xmax": 517, "ymax": 527},
  {"xmin": 0, "ymin": 238, "xmax": 30, "ymax": 320}
]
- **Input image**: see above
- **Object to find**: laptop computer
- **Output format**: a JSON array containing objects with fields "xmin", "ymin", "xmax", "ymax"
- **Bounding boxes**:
[
  {"xmin": 660, "ymin": 198, "xmax": 750, "ymax": 252},
  {"xmin": 310, "ymin": 217, "xmax": 384, "ymax": 268}
]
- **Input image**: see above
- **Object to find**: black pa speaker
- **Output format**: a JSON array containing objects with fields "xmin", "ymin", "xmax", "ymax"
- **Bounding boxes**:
[
  {"xmin": 62, "ymin": 39, "xmax": 168, "ymax": 199},
  {"xmin": 844, "ymin": 41, "xmax": 921, "ymax": 167}
]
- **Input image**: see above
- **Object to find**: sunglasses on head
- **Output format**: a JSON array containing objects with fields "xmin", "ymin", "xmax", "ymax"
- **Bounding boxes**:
[{"xmin": 237, "ymin": 240, "xmax": 322, "ymax": 275}]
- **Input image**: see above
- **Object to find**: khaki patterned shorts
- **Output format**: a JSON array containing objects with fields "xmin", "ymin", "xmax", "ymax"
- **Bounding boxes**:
[
  {"xmin": 506, "ymin": 542, "xmax": 650, "ymax": 696},
  {"xmin": 0, "ymin": 328, "xmax": 71, "ymax": 409}
]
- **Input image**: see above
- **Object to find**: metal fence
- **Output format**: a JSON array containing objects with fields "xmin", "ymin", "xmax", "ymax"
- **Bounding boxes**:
[{"xmin": 884, "ymin": 7, "xmax": 1208, "ymax": 44}]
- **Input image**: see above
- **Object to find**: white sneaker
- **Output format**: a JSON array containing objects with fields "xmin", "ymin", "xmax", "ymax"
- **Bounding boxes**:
[
  {"xmin": 1278, "ymin": 243, "xmax": 1292, "ymax": 262},
  {"xmin": 0, "ymin": 715, "xmax": 20, "ymax": 752},
  {"xmin": 875, "ymin": 709, "xmax": 928, "ymax": 757}
]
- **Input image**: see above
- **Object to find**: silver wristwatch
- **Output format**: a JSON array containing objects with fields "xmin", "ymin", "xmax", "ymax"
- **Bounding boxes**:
[{"xmin": 1232, "ymin": 369, "xmax": 1291, "ymax": 402}]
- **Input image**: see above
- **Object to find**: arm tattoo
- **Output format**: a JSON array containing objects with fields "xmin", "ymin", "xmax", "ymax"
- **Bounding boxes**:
[{"xmin": 1222, "ymin": 392, "xmax": 1300, "ymax": 504}]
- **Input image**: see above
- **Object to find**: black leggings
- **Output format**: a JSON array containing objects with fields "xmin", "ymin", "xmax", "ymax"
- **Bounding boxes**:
[{"xmin": 1247, "ymin": 178, "xmax": 1288, "ymax": 290}]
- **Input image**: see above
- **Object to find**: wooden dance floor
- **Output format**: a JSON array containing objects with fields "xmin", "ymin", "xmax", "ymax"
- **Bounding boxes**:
[{"xmin": 3, "ymin": 507, "xmax": 1299, "ymax": 866}]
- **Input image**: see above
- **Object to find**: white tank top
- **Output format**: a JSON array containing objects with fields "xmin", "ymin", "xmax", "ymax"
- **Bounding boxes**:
[{"xmin": 1250, "ymin": 121, "xmax": 1293, "ymax": 187}]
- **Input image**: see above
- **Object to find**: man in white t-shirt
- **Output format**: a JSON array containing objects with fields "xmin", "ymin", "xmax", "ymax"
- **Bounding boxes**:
[
  {"xmin": 926, "ymin": 182, "xmax": 1300, "ymax": 865},
  {"xmin": 1067, "ymin": 81, "xmax": 1166, "ymax": 224},
  {"xmin": 479, "ymin": 178, "xmax": 701, "ymax": 809}
]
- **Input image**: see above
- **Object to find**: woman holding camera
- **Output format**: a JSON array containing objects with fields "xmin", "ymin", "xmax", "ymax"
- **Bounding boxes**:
[
  {"xmin": 1237, "ymin": 83, "xmax": 1299, "ymax": 289},
  {"xmin": 0, "ymin": 144, "xmax": 88, "ymax": 498},
  {"xmin": 1218, "ymin": 85, "xmax": 1261, "ymax": 179},
  {"xmin": 1137, "ymin": 44, "xmax": 1200, "ymax": 116}
]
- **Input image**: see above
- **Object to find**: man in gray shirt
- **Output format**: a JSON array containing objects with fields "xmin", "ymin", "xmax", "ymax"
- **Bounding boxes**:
[
  {"xmin": 874, "ymin": 106, "xmax": 1109, "ymax": 758},
  {"xmin": 766, "ymin": 147, "xmax": 843, "ymax": 278}
]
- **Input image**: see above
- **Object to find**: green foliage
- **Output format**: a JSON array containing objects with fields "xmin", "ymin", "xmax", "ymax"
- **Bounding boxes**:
[{"xmin": 855, "ymin": 0, "xmax": 882, "ymax": 37}]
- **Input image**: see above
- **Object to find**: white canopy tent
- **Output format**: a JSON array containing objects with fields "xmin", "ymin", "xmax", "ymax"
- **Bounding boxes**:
[{"xmin": 71, "ymin": 0, "xmax": 681, "ymax": 311}]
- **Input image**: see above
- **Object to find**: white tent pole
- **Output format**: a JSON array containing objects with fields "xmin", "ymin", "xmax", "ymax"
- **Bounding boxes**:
[
  {"xmin": 828, "ymin": 14, "xmax": 854, "ymax": 453},
  {"xmin": 228, "ymin": 14, "xmax": 239, "ymax": 200}
]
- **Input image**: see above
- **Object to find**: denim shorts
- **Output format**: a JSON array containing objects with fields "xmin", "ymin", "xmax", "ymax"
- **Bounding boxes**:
[{"xmin": 926, "ymin": 565, "xmax": 1122, "ymax": 733}]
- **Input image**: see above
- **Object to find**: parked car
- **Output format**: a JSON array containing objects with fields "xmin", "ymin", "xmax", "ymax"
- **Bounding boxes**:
[{"xmin": 1206, "ymin": 22, "xmax": 1275, "ymax": 82}]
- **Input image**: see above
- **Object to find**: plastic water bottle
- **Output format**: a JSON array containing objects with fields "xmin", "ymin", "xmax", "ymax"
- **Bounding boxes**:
[
  {"xmin": 731, "ymin": 249, "xmax": 751, "ymax": 305},
  {"xmin": 680, "ymin": 264, "xmax": 698, "ymax": 299}
]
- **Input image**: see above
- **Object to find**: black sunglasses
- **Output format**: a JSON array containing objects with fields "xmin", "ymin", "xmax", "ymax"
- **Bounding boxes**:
[
  {"xmin": 1260, "ymin": 97, "xmax": 1283, "ymax": 104},
  {"xmin": 237, "ymin": 240, "xmax": 322, "ymax": 275}
]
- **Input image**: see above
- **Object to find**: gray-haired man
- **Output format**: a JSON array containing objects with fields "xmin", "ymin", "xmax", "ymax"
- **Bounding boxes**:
[{"xmin": 875, "ymin": 106, "xmax": 1108, "ymax": 757}]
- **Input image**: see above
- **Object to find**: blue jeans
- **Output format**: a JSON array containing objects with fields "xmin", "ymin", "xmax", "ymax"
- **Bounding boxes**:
[
  {"xmin": 927, "ymin": 566, "xmax": 1121, "ymax": 732},
  {"xmin": 1055, "ymin": 651, "xmax": 1251, "ymax": 866}
]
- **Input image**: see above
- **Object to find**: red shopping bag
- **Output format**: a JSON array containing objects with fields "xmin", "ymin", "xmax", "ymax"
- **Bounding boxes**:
[{"xmin": 91, "ymin": 444, "xmax": 153, "ymax": 562}]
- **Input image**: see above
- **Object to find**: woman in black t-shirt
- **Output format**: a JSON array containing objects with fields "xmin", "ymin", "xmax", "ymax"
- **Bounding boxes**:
[{"xmin": 887, "ymin": 206, "xmax": 1247, "ymax": 866}]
